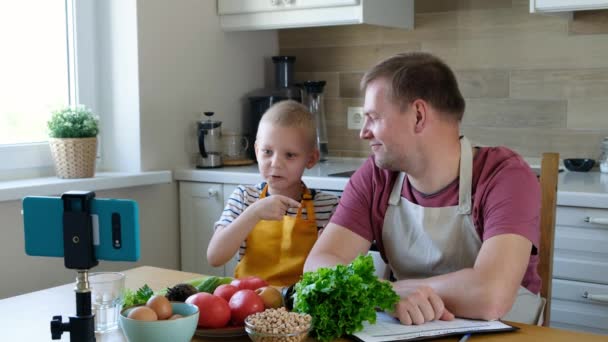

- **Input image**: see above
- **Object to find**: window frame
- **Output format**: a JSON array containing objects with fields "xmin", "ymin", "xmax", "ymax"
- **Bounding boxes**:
[{"xmin": 0, "ymin": 0, "xmax": 98, "ymax": 175}]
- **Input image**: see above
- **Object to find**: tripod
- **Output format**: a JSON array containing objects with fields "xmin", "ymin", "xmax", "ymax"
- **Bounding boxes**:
[{"xmin": 50, "ymin": 191, "xmax": 99, "ymax": 342}]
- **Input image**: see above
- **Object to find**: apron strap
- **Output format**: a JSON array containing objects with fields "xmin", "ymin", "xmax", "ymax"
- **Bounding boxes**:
[
  {"xmin": 457, "ymin": 137, "xmax": 473, "ymax": 215},
  {"xmin": 261, "ymin": 183, "xmax": 315, "ymax": 221},
  {"xmin": 389, "ymin": 172, "xmax": 406, "ymax": 206}
]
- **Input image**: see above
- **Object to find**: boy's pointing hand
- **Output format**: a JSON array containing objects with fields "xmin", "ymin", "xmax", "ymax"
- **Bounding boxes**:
[{"xmin": 251, "ymin": 195, "xmax": 301, "ymax": 221}]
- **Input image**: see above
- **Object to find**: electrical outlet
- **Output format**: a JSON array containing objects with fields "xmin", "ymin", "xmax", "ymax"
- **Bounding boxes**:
[{"xmin": 347, "ymin": 107, "xmax": 364, "ymax": 130}]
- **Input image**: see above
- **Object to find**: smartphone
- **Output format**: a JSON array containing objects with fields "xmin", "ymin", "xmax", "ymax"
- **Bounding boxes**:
[{"xmin": 22, "ymin": 196, "xmax": 140, "ymax": 262}]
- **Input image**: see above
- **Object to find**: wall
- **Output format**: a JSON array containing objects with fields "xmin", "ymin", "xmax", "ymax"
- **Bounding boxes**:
[
  {"xmin": 137, "ymin": 0, "xmax": 277, "ymax": 170},
  {"xmin": 279, "ymin": 0, "xmax": 608, "ymax": 159},
  {"xmin": 0, "ymin": 0, "xmax": 277, "ymax": 299}
]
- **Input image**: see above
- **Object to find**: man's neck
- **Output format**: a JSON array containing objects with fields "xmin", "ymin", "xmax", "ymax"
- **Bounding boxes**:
[{"xmin": 407, "ymin": 137, "xmax": 463, "ymax": 195}]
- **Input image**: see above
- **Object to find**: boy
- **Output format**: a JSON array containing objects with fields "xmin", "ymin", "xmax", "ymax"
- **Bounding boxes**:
[{"xmin": 207, "ymin": 100, "xmax": 339, "ymax": 287}]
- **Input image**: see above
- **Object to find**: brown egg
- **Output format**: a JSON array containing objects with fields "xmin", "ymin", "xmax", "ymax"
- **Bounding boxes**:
[
  {"xmin": 146, "ymin": 295, "xmax": 172, "ymax": 320},
  {"xmin": 127, "ymin": 306, "xmax": 158, "ymax": 321},
  {"xmin": 168, "ymin": 314, "xmax": 183, "ymax": 320}
]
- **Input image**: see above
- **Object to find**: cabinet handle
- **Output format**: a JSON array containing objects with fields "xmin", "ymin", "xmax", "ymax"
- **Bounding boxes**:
[
  {"xmin": 283, "ymin": 0, "xmax": 295, "ymax": 4},
  {"xmin": 270, "ymin": 0, "xmax": 281, "ymax": 6},
  {"xmin": 582, "ymin": 291, "xmax": 608, "ymax": 303},
  {"xmin": 208, "ymin": 188, "xmax": 219, "ymax": 198},
  {"xmin": 584, "ymin": 216, "xmax": 608, "ymax": 225}
]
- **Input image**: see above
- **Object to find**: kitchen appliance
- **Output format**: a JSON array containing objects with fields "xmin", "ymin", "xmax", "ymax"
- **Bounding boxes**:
[
  {"xmin": 246, "ymin": 56, "xmax": 302, "ymax": 159},
  {"xmin": 196, "ymin": 112, "xmax": 223, "ymax": 168},
  {"xmin": 301, "ymin": 80, "xmax": 328, "ymax": 161}
]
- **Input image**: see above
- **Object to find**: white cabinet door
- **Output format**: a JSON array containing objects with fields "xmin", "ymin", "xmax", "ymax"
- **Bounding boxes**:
[
  {"xmin": 550, "ymin": 205, "xmax": 608, "ymax": 334},
  {"xmin": 531, "ymin": 0, "xmax": 608, "ymax": 12},
  {"xmin": 222, "ymin": 184, "xmax": 240, "ymax": 277},
  {"xmin": 218, "ymin": 0, "xmax": 358, "ymax": 15},
  {"xmin": 179, "ymin": 182, "xmax": 225, "ymax": 276},
  {"xmin": 218, "ymin": 0, "xmax": 413, "ymax": 31}
]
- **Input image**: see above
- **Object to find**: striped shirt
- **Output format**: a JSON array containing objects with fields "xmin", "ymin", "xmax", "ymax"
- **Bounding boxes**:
[{"xmin": 214, "ymin": 182, "xmax": 339, "ymax": 260}]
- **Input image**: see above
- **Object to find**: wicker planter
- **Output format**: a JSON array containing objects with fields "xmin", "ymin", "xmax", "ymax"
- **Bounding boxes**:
[{"xmin": 49, "ymin": 137, "xmax": 98, "ymax": 179}]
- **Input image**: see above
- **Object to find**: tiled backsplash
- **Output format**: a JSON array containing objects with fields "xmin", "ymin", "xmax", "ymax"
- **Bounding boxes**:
[{"xmin": 279, "ymin": 0, "xmax": 608, "ymax": 160}]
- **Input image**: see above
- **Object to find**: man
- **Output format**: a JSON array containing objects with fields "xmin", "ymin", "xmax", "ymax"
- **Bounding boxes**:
[{"xmin": 304, "ymin": 52, "xmax": 543, "ymax": 325}]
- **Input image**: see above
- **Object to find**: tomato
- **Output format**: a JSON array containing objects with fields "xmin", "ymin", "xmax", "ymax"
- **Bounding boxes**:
[
  {"xmin": 230, "ymin": 276, "xmax": 268, "ymax": 291},
  {"xmin": 228, "ymin": 289, "xmax": 265, "ymax": 325},
  {"xmin": 213, "ymin": 284, "xmax": 239, "ymax": 303},
  {"xmin": 185, "ymin": 292, "xmax": 230, "ymax": 328}
]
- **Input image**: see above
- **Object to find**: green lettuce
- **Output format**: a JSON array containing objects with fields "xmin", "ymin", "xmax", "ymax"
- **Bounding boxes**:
[
  {"xmin": 122, "ymin": 284, "xmax": 154, "ymax": 308},
  {"xmin": 293, "ymin": 254, "xmax": 400, "ymax": 341}
]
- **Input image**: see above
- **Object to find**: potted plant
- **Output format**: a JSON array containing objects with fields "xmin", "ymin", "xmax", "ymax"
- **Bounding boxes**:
[{"xmin": 47, "ymin": 105, "xmax": 100, "ymax": 178}]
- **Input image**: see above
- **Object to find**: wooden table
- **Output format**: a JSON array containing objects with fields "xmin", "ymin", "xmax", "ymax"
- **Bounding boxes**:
[{"xmin": 0, "ymin": 266, "xmax": 605, "ymax": 341}]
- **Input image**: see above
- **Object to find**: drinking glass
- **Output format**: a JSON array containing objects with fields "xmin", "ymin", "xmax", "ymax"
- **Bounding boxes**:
[
  {"xmin": 88, "ymin": 272, "xmax": 125, "ymax": 333},
  {"xmin": 223, "ymin": 132, "xmax": 249, "ymax": 160}
]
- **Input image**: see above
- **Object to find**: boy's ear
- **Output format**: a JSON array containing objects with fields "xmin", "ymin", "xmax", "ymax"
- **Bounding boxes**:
[
  {"xmin": 253, "ymin": 141, "xmax": 259, "ymax": 162},
  {"xmin": 306, "ymin": 148, "xmax": 320, "ymax": 169}
]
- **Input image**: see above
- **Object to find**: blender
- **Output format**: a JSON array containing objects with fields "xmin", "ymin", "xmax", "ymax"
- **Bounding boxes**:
[
  {"xmin": 301, "ymin": 80, "xmax": 328, "ymax": 161},
  {"xmin": 196, "ymin": 112, "xmax": 223, "ymax": 168}
]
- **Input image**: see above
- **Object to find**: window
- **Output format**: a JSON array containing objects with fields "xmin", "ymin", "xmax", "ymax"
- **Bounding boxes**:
[{"xmin": 0, "ymin": 0, "xmax": 96, "ymax": 177}]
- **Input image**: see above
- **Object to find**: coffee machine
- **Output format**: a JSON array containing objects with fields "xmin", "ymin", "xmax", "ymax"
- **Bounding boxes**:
[
  {"xmin": 246, "ymin": 56, "xmax": 302, "ymax": 159},
  {"xmin": 196, "ymin": 112, "xmax": 223, "ymax": 168}
]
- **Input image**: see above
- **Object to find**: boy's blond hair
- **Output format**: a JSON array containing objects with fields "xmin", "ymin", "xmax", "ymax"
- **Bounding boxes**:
[{"xmin": 257, "ymin": 100, "xmax": 317, "ymax": 148}]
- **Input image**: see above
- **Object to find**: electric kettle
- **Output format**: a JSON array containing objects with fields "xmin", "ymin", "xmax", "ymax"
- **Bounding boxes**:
[{"xmin": 196, "ymin": 112, "xmax": 223, "ymax": 168}]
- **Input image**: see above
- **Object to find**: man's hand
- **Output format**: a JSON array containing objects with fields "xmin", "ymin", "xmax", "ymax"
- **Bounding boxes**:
[
  {"xmin": 393, "ymin": 286, "xmax": 455, "ymax": 325},
  {"xmin": 247, "ymin": 195, "xmax": 301, "ymax": 221}
]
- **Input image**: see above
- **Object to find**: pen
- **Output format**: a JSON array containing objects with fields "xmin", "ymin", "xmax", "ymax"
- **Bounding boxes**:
[{"xmin": 459, "ymin": 333, "xmax": 471, "ymax": 342}]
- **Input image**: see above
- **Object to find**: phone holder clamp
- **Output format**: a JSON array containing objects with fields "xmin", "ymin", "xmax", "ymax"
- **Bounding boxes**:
[{"xmin": 50, "ymin": 191, "xmax": 98, "ymax": 342}]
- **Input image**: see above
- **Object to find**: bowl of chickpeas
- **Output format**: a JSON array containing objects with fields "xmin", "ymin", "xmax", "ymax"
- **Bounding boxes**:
[{"xmin": 244, "ymin": 307, "xmax": 312, "ymax": 342}]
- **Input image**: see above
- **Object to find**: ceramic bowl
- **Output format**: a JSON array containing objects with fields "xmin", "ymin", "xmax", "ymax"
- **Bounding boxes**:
[
  {"xmin": 119, "ymin": 302, "xmax": 199, "ymax": 342},
  {"xmin": 564, "ymin": 158, "xmax": 595, "ymax": 172}
]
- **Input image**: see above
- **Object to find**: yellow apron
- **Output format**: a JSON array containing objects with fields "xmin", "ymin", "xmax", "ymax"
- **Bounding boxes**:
[{"xmin": 234, "ymin": 184, "xmax": 317, "ymax": 287}]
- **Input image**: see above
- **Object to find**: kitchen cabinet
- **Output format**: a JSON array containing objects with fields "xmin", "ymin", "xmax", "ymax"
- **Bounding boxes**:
[
  {"xmin": 530, "ymin": 0, "xmax": 608, "ymax": 12},
  {"xmin": 550, "ymin": 205, "xmax": 608, "ymax": 335},
  {"xmin": 179, "ymin": 181, "xmax": 238, "ymax": 277},
  {"xmin": 218, "ymin": 0, "xmax": 414, "ymax": 31}
]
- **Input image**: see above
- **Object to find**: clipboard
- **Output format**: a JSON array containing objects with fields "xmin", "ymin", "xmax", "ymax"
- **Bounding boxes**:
[{"xmin": 352, "ymin": 312, "xmax": 518, "ymax": 342}]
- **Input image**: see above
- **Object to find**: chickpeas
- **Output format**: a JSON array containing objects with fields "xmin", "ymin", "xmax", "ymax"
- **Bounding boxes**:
[{"xmin": 246, "ymin": 307, "xmax": 312, "ymax": 342}]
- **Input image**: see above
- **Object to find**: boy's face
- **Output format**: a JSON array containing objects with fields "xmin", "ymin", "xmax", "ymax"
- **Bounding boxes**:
[{"xmin": 254, "ymin": 123, "xmax": 319, "ymax": 195}]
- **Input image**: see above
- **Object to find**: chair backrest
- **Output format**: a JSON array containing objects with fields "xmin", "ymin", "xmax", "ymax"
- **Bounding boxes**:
[{"xmin": 538, "ymin": 152, "xmax": 560, "ymax": 326}]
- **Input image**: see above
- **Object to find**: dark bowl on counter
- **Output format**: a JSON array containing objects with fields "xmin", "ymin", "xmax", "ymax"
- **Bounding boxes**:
[{"xmin": 563, "ymin": 158, "xmax": 595, "ymax": 172}]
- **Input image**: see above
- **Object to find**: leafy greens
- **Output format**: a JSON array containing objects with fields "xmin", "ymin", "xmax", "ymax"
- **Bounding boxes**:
[
  {"xmin": 122, "ymin": 284, "xmax": 154, "ymax": 308},
  {"xmin": 292, "ymin": 254, "xmax": 400, "ymax": 341}
]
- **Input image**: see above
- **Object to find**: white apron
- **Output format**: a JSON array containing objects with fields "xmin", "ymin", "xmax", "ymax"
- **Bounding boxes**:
[{"xmin": 381, "ymin": 137, "xmax": 544, "ymax": 324}]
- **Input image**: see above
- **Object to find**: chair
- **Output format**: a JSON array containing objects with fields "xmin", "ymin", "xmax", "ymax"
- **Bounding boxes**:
[{"xmin": 537, "ymin": 152, "xmax": 560, "ymax": 326}]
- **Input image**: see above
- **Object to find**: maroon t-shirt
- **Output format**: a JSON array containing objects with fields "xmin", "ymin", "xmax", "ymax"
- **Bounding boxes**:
[{"xmin": 331, "ymin": 146, "xmax": 541, "ymax": 294}]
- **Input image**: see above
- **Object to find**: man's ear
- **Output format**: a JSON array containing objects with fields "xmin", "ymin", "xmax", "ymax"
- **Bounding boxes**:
[
  {"xmin": 306, "ymin": 148, "xmax": 320, "ymax": 169},
  {"xmin": 412, "ymin": 99, "xmax": 428, "ymax": 133}
]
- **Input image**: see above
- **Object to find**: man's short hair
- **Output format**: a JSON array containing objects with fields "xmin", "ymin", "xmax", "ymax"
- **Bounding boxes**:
[
  {"xmin": 258, "ymin": 100, "xmax": 317, "ymax": 147},
  {"xmin": 361, "ymin": 52, "xmax": 465, "ymax": 121}
]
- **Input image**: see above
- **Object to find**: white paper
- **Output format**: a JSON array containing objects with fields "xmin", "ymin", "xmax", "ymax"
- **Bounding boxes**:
[{"xmin": 353, "ymin": 312, "xmax": 514, "ymax": 342}]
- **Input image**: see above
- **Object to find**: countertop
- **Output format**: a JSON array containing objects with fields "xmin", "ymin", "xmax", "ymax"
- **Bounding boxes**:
[
  {"xmin": 174, "ymin": 158, "xmax": 608, "ymax": 208},
  {"xmin": 1, "ymin": 266, "xmax": 605, "ymax": 341}
]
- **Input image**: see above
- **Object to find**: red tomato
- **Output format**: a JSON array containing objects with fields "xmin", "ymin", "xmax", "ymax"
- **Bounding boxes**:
[
  {"xmin": 185, "ymin": 293, "xmax": 230, "ymax": 328},
  {"xmin": 213, "ymin": 284, "xmax": 239, "ymax": 303},
  {"xmin": 228, "ymin": 289, "xmax": 265, "ymax": 325},
  {"xmin": 230, "ymin": 276, "xmax": 268, "ymax": 291}
]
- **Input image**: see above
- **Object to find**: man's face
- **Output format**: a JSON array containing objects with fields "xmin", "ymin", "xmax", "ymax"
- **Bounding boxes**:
[{"xmin": 360, "ymin": 79, "xmax": 415, "ymax": 171}]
